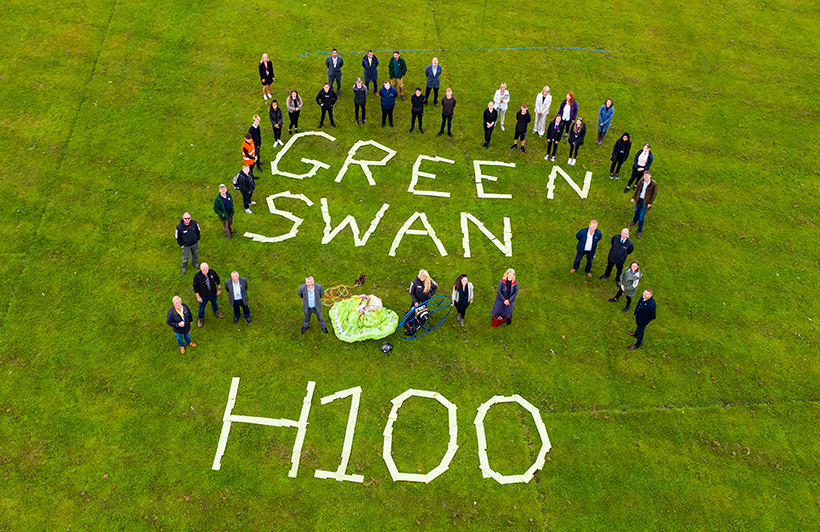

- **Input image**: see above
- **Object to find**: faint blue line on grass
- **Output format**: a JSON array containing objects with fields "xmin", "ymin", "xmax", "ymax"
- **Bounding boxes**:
[{"xmin": 300, "ymin": 45, "xmax": 611, "ymax": 58}]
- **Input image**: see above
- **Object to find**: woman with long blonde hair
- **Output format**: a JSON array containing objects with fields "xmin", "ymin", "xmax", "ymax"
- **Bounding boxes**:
[
  {"xmin": 490, "ymin": 268, "xmax": 518, "ymax": 326},
  {"xmin": 258, "ymin": 53, "xmax": 275, "ymax": 100},
  {"xmin": 409, "ymin": 269, "xmax": 438, "ymax": 306}
]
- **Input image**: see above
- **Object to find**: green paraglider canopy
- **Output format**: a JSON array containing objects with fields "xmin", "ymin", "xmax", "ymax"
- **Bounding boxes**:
[{"xmin": 328, "ymin": 295, "xmax": 400, "ymax": 343}]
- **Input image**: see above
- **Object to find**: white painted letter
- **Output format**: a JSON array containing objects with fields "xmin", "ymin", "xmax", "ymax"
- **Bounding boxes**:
[
  {"xmin": 383, "ymin": 389, "xmax": 458, "ymax": 483},
  {"xmin": 335, "ymin": 140, "xmax": 397, "ymax": 185},
  {"xmin": 270, "ymin": 131, "xmax": 335, "ymax": 179},
  {"xmin": 546, "ymin": 165, "xmax": 592, "ymax": 199},
  {"xmin": 320, "ymin": 198, "xmax": 389, "ymax": 246},
  {"xmin": 314, "ymin": 386, "xmax": 365, "ymax": 483},
  {"xmin": 388, "ymin": 212, "xmax": 447, "ymax": 257},
  {"xmin": 408, "ymin": 155, "xmax": 454, "ymax": 197},
  {"xmin": 244, "ymin": 191, "xmax": 313, "ymax": 243},
  {"xmin": 473, "ymin": 160, "xmax": 514, "ymax": 199},
  {"xmin": 474, "ymin": 394, "xmax": 551, "ymax": 484},
  {"xmin": 460, "ymin": 212, "xmax": 512, "ymax": 258},
  {"xmin": 212, "ymin": 378, "xmax": 315, "ymax": 479}
]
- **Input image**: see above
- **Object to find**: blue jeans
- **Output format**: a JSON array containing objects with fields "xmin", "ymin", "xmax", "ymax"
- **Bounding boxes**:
[
  {"xmin": 632, "ymin": 201, "xmax": 648, "ymax": 232},
  {"xmin": 573, "ymin": 250, "xmax": 595, "ymax": 274},
  {"xmin": 198, "ymin": 294, "xmax": 219, "ymax": 318},
  {"xmin": 175, "ymin": 332, "xmax": 192, "ymax": 347}
]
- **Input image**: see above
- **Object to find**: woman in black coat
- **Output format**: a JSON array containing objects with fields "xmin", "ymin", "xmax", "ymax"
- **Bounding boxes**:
[
  {"xmin": 609, "ymin": 132, "xmax": 632, "ymax": 180},
  {"xmin": 409, "ymin": 269, "xmax": 438, "ymax": 306},
  {"xmin": 259, "ymin": 53, "xmax": 275, "ymax": 101},
  {"xmin": 567, "ymin": 118, "xmax": 586, "ymax": 166},
  {"xmin": 544, "ymin": 115, "xmax": 562, "ymax": 162}
]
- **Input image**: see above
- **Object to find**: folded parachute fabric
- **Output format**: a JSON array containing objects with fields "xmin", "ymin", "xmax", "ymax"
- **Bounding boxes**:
[{"xmin": 328, "ymin": 295, "xmax": 399, "ymax": 343}]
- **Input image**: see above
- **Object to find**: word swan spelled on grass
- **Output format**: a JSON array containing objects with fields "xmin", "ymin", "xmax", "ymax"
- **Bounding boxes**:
[
  {"xmin": 242, "ymin": 131, "xmax": 593, "ymax": 257},
  {"xmin": 212, "ymin": 379, "xmax": 552, "ymax": 485}
]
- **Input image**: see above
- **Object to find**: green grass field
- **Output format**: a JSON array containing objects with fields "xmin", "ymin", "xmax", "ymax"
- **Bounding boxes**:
[{"xmin": 2, "ymin": 0, "xmax": 819, "ymax": 529}]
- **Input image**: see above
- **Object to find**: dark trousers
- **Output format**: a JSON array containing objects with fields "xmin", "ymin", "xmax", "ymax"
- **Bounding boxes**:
[
  {"xmin": 573, "ymin": 249, "xmax": 595, "ymax": 273},
  {"xmin": 240, "ymin": 189, "xmax": 253, "ymax": 209},
  {"xmin": 319, "ymin": 106, "xmax": 335, "ymax": 126},
  {"xmin": 628, "ymin": 167, "xmax": 645, "ymax": 187},
  {"xmin": 614, "ymin": 288, "xmax": 633, "ymax": 309},
  {"xmin": 610, "ymin": 157, "xmax": 626, "ymax": 174},
  {"xmin": 303, "ymin": 306, "xmax": 326, "ymax": 328},
  {"xmin": 253, "ymin": 146, "xmax": 262, "ymax": 169},
  {"xmin": 328, "ymin": 73, "xmax": 342, "ymax": 92},
  {"xmin": 548, "ymin": 142, "xmax": 560, "ymax": 156},
  {"xmin": 559, "ymin": 119, "xmax": 573, "ymax": 138},
  {"xmin": 272, "ymin": 127, "xmax": 281, "ymax": 142},
  {"xmin": 365, "ymin": 80, "xmax": 378, "ymax": 94},
  {"xmin": 603, "ymin": 261, "xmax": 624, "ymax": 280},
  {"xmin": 569, "ymin": 144, "xmax": 581, "ymax": 158},
  {"xmin": 355, "ymin": 103, "xmax": 366, "ymax": 123},
  {"xmin": 439, "ymin": 113, "xmax": 453, "ymax": 134},
  {"xmin": 633, "ymin": 322, "xmax": 648, "ymax": 347},
  {"xmin": 232, "ymin": 299, "xmax": 250, "ymax": 320},
  {"xmin": 197, "ymin": 294, "xmax": 219, "ymax": 319},
  {"xmin": 381, "ymin": 107, "xmax": 394, "ymax": 126},
  {"xmin": 424, "ymin": 86, "xmax": 439, "ymax": 105},
  {"xmin": 288, "ymin": 110, "xmax": 300, "ymax": 131},
  {"xmin": 456, "ymin": 304, "xmax": 469, "ymax": 321},
  {"xmin": 483, "ymin": 126, "xmax": 494, "ymax": 145},
  {"xmin": 410, "ymin": 111, "xmax": 423, "ymax": 130}
]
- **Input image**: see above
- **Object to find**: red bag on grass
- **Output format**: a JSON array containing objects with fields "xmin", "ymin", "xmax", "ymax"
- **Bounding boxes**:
[{"xmin": 491, "ymin": 315, "xmax": 506, "ymax": 327}]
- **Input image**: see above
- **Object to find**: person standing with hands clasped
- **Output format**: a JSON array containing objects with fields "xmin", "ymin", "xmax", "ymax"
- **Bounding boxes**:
[
  {"xmin": 509, "ymin": 103, "xmax": 531, "ymax": 153},
  {"xmin": 567, "ymin": 117, "xmax": 586, "ymax": 166},
  {"xmin": 298, "ymin": 276, "xmax": 328, "ymax": 334},
  {"xmin": 450, "ymin": 274, "xmax": 473, "ymax": 327},
  {"xmin": 596, "ymin": 98, "xmax": 614, "ymax": 144},
  {"xmin": 600, "ymin": 228, "xmax": 634, "ymax": 282},
  {"xmin": 259, "ymin": 53, "xmax": 274, "ymax": 101},
  {"xmin": 225, "ymin": 271, "xmax": 251, "ymax": 324},
  {"xmin": 571, "ymin": 219, "xmax": 603, "ymax": 277},
  {"xmin": 544, "ymin": 115, "xmax": 562, "ymax": 161},
  {"xmin": 361, "ymin": 50, "xmax": 379, "ymax": 95},
  {"xmin": 175, "ymin": 212, "xmax": 200, "ymax": 274},
  {"xmin": 491, "ymin": 269, "xmax": 518, "ymax": 326},
  {"xmin": 627, "ymin": 289, "xmax": 656, "ymax": 350},
  {"xmin": 437, "ymin": 88, "xmax": 456, "ymax": 137},
  {"xmin": 326, "ymin": 49, "xmax": 344, "ymax": 95},
  {"xmin": 493, "ymin": 83, "xmax": 511, "ymax": 131},
  {"xmin": 424, "ymin": 58, "xmax": 442, "ymax": 107},
  {"xmin": 628, "ymin": 172, "xmax": 657, "ymax": 238},
  {"xmin": 625, "ymin": 143, "xmax": 653, "ymax": 192},
  {"xmin": 388, "ymin": 50, "xmax": 408, "ymax": 101},
  {"xmin": 316, "ymin": 83, "xmax": 338, "ymax": 128},
  {"xmin": 379, "ymin": 80, "xmax": 398, "ymax": 128},
  {"xmin": 234, "ymin": 164, "xmax": 256, "ymax": 214},
  {"xmin": 268, "ymin": 101, "xmax": 284, "ymax": 148},
  {"xmin": 610, "ymin": 132, "xmax": 632, "ymax": 179},
  {"xmin": 213, "ymin": 184, "xmax": 235, "ymax": 239},
  {"xmin": 558, "ymin": 91, "xmax": 578, "ymax": 139},
  {"xmin": 533, "ymin": 86, "xmax": 552, "ymax": 137},
  {"xmin": 249, "ymin": 115, "xmax": 263, "ymax": 172},
  {"xmin": 609, "ymin": 260, "xmax": 642, "ymax": 313},
  {"xmin": 409, "ymin": 87, "xmax": 425, "ymax": 133},
  {"xmin": 167, "ymin": 296, "xmax": 197, "ymax": 354},
  {"xmin": 193, "ymin": 263, "xmax": 224, "ymax": 328},
  {"xmin": 352, "ymin": 78, "xmax": 368, "ymax": 125},
  {"xmin": 286, "ymin": 90, "xmax": 303, "ymax": 135},
  {"xmin": 482, "ymin": 101, "xmax": 498, "ymax": 149}
]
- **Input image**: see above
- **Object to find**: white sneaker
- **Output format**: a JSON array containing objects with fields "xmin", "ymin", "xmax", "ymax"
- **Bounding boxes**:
[
  {"xmin": 250, "ymin": 201, "xmax": 257, "ymax": 206},
  {"xmin": 501, "ymin": 125, "xmax": 505, "ymax": 131},
  {"xmin": 263, "ymin": 94, "xmax": 268, "ymax": 100},
  {"xmin": 245, "ymin": 208, "xmax": 252, "ymax": 214},
  {"xmin": 278, "ymin": 139, "xmax": 284, "ymax": 146},
  {"xmin": 544, "ymin": 154, "xmax": 550, "ymax": 160},
  {"xmin": 551, "ymin": 156, "xmax": 555, "ymax": 161},
  {"xmin": 567, "ymin": 158, "xmax": 572, "ymax": 165}
]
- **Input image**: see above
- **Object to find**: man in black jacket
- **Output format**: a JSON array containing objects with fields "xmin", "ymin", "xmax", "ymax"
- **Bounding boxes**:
[
  {"xmin": 175, "ymin": 212, "xmax": 200, "ymax": 274},
  {"xmin": 249, "ymin": 115, "xmax": 262, "ymax": 173},
  {"xmin": 193, "ymin": 263, "xmax": 224, "ymax": 328},
  {"xmin": 166, "ymin": 296, "xmax": 197, "ymax": 354},
  {"xmin": 600, "ymin": 228, "xmax": 634, "ymax": 281},
  {"xmin": 627, "ymin": 289, "xmax": 656, "ymax": 350},
  {"xmin": 316, "ymin": 83, "xmax": 338, "ymax": 128},
  {"xmin": 409, "ymin": 87, "xmax": 425, "ymax": 133}
]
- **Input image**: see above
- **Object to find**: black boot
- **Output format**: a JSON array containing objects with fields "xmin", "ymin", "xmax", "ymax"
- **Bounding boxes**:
[
  {"xmin": 506, "ymin": 317, "xmax": 512, "ymax": 325},
  {"xmin": 608, "ymin": 297, "xmax": 619, "ymax": 303}
]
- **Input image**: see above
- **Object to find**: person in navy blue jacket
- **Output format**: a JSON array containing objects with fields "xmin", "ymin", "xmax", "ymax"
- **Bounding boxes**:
[
  {"xmin": 166, "ymin": 296, "xmax": 197, "ymax": 354},
  {"xmin": 567, "ymin": 118, "xmax": 586, "ymax": 166},
  {"xmin": 379, "ymin": 80, "xmax": 398, "ymax": 127},
  {"xmin": 544, "ymin": 115, "xmax": 562, "ymax": 161},
  {"xmin": 361, "ymin": 51, "xmax": 379, "ymax": 94},
  {"xmin": 627, "ymin": 289, "xmax": 656, "ymax": 350},
  {"xmin": 625, "ymin": 143, "xmax": 653, "ymax": 192},
  {"xmin": 571, "ymin": 220, "xmax": 603, "ymax": 277}
]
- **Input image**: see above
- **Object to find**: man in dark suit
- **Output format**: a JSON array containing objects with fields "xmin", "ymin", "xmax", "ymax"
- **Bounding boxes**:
[
  {"xmin": 600, "ymin": 228, "xmax": 634, "ymax": 281},
  {"xmin": 298, "ymin": 276, "xmax": 327, "ymax": 334},
  {"xmin": 326, "ymin": 49, "xmax": 344, "ymax": 95},
  {"xmin": 627, "ymin": 289, "xmax": 656, "ymax": 350},
  {"xmin": 571, "ymin": 220, "xmax": 603, "ymax": 277},
  {"xmin": 224, "ymin": 271, "xmax": 251, "ymax": 324},
  {"xmin": 361, "ymin": 50, "xmax": 379, "ymax": 94}
]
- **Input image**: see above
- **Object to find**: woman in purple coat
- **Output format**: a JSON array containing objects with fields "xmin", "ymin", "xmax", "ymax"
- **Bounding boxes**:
[{"xmin": 490, "ymin": 268, "xmax": 518, "ymax": 325}]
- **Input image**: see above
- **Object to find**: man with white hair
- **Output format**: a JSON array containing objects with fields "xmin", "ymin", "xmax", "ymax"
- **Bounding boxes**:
[
  {"xmin": 600, "ymin": 228, "xmax": 635, "ymax": 281},
  {"xmin": 224, "ymin": 271, "xmax": 251, "ymax": 324},
  {"xmin": 166, "ymin": 296, "xmax": 197, "ymax": 354},
  {"xmin": 297, "ymin": 276, "xmax": 328, "ymax": 334},
  {"xmin": 193, "ymin": 263, "xmax": 223, "ymax": 328},
  {"xmin": 424, "ymin": 57, "xmax": 442, "ymax": 107},
  {"xmin": 533, "ymin": 86, "xmax": 552, "ymax": 137}
]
